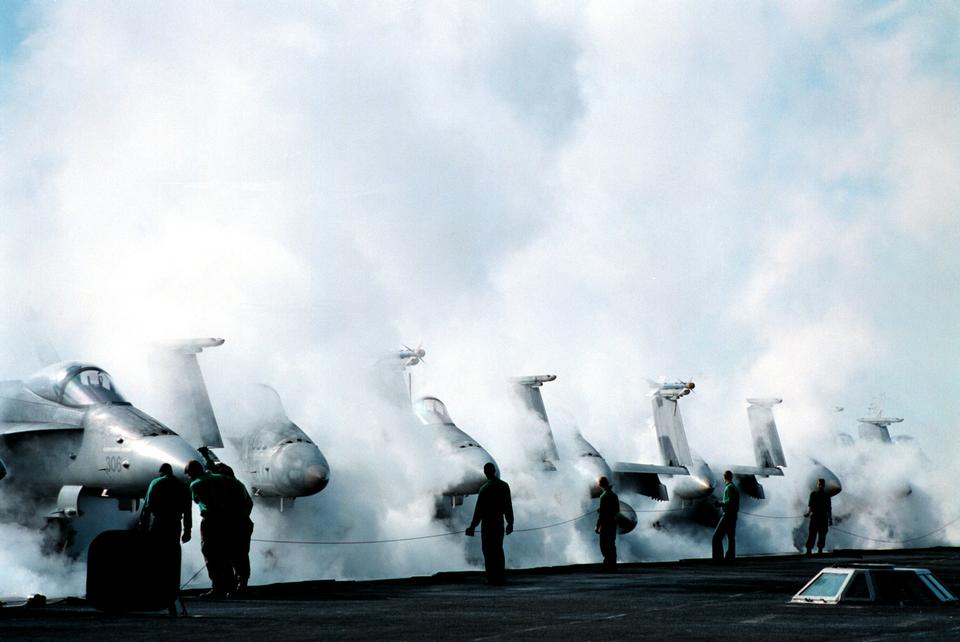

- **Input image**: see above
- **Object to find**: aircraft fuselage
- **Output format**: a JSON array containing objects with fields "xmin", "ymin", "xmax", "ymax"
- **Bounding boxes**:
[{"xmin": 0, "ymin": 363, "xmax": 203, "ymax": 503}]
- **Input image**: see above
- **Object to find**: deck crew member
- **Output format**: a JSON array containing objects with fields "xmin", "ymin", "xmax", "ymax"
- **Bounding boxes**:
[
  {"xmin": 805, "ymin": 478, "xmax": 833, "ymax": 555},
  {"xmin": 465, "ymin": 463, "xmax": 514, "ymax": 585},
  {"xmin": 595, "ymin": 476, "xmax": 619, "ymax": 571},
  {"xmin": 712, "ymin": 470, "xmax": 739, "ymax": 562}
]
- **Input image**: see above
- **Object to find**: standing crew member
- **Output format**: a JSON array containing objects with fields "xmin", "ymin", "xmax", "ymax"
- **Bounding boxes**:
[
  {"xmin": 185, "ymin": 459, "xmax": 234, "ymax": 597},
  {"xmin": 712, "ymin": 470, "xmax": 739, "ymax": 562},
  {"xmin": 804, "ymin": 478, "xmax": 833, "ymax": 555},
  {"xmin": 595, "ymin": 476, "xmax": 619, "ymax": 571},
  {"xmin": 140, "ymin": 462, "xmax": 192, "ymax": 544},
  {"xmin": 139, "ymin": 462, "xmax": 192, "ymax": 612},
  {"xmin": 465, "ymin": 462, "xmax": 514, "ymax": 585},
  {"xmin": 215, "ymin": 463, "xmax": 255, "ymax": 594}
]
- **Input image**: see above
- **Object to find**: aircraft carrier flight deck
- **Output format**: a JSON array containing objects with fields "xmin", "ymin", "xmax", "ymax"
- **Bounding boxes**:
[{"xmin": 2, "ymin": 547, "xmax": 959, "ymax": 641}]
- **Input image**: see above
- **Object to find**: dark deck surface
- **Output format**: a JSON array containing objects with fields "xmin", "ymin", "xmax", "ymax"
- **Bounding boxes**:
[{"xmin": 2, "ymin": 548, "xmax": 959, "ymax": 640}]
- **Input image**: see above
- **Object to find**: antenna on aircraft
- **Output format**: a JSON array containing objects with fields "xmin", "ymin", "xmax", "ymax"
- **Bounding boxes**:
[{"xmin": 397, "ymin": 344, "xmax": 426, "ymax": 400}]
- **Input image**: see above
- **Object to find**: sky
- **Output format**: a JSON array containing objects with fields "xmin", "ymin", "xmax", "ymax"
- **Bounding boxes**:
[{"xmin": 0, "ymin": 1, "xmax": 958, "ymax": 588}]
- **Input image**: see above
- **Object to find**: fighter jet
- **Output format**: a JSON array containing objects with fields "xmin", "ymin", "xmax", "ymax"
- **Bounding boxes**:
[
  {"xmin": 835, "ymin": 400, "xmax": 917, "ymax": 449},
  {"xmin": 818, "ymin": 405, "xmax": 938, "ymax": 549},
  {"xmin": 833, "ymin": 395, "xmax": 922, "ymax": 442},
  {"xmin": 0, "ymin": 360, "xmax": 203, "ymax": 552},
  {"xmin": 511, "ymin": 375, "xmax": 639, "ymax": 534},
  {"xmin": 617, "ymin": 381, "xmax": 841, "ymax": 528},
  {"xmin": 413, "ymin": 395, "xmax": 500, "ymax": 504},
  {"xmin": 149, "ymin": 338, "xmax": 330, "ymax": 511},
  {"xmin": 386, "ymin": 347, "xmax": 498, "ymax": 512}
]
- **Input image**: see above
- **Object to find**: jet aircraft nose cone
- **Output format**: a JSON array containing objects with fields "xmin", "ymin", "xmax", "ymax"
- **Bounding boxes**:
[
  {"xmin": 825, "ymin": 478, "xmax": 842, "ymax": 496},
  {"xmin": 616, "ymin": 500, "xmax": 638, "ymax": 535},
  {"xmin": 303, "ymin": 464, "xmax": 330, "ymax": 494},
  {"xmin": 575, "ymin": 456, "xmax": 614, "ymax": 499},
  {"xmin": 445, "ymin": 444, "xmax": 498, "ymax": 496},
  {"xmin": 149, "ymin": 435, "xmax": 205, "ymax": 483},
  {"xmin": 810, "ymin": 463, "xmax": 842, "ymax": 497},
  {"xmin": 817, "ymin": 466, "xmax": 843, "ymax": 497},
  {"xmin": 273, "ymin": 442, "xmax": 331, "ymax": 498}
]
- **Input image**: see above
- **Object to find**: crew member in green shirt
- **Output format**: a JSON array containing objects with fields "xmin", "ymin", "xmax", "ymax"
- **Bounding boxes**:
[
  {"xmin": 139, "ymin": 462, "xmax": 192, "ymax": 611},
  {"xmin": 712, "ymin": 470, "xmax": 739, "ymax": 562},
  {"xmin": 140, "ymin": 462, "xmax": 192, "ymax": 545},
  {"xmin": 185, "ymin": 459, "xmax": 234, "ymax": 597}
]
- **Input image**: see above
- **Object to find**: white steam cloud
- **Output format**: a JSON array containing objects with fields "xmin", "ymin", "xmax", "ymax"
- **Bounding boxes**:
[{"xmin": 1, "ymin": 1, "xmax": 958, "ymax": 594}]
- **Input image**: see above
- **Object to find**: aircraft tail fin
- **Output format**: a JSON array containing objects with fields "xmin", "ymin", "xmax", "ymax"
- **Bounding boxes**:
[
  {"xmin": 511, "ymin": 375, "xmax": 560, "ymax": 468},
  {"xmin": 149, "ymin": 338, "xmax": 225, "ymax": 449},
  {"xmin": 652, "ymin": 395, "xmax": 693, "ymax": 467},
  {"xmin": 26, "ymin": 309, "xmax": 61, "ymax": 367},
  {"xmin": 374, "ymin": 347, "xmax": 424, "ymax": 408},
  {"xmin": 857, "ymin": 417, "xmax": 901, "ymax": 443},
  {"xmin": 746, "ymin": 398, "xmax": 786, "ymax": 468}
]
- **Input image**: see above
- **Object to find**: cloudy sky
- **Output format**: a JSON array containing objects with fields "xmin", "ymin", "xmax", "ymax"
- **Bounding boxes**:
[{"xmin": 1, "ymin": 1, "xmax": 958, "ymax": 487}]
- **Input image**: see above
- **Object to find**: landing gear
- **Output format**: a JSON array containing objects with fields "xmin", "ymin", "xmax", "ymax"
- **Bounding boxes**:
[{"xmin": 40, "ymin": 515, "xmax": 77, "ymax": 555}]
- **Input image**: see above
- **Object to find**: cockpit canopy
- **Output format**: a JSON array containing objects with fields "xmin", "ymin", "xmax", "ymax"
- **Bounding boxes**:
[
  {"xmin": 26, "ymin": 362, "xmax": 128, "ymax": 407},
  {"xmin": 414, "ymin": 396, "xmax": 455, "ymax": 425}
]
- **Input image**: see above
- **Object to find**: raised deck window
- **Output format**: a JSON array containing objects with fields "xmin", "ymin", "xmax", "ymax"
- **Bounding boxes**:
[{"xmin": 792, "ymin": 565, "xmax": 957, "ymax": 605}]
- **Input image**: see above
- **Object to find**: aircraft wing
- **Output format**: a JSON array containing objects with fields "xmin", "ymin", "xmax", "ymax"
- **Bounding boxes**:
[
  {"xmin": 725, "ymin": 464, "xmax": 784, "ymax": 500},
  {"xmin": 726, "ymin": 465, "xmax": 784, "ymax": 477},
  {"xmin": 612, "ymin": 462, "xmax": 689, "ymax": 502}
]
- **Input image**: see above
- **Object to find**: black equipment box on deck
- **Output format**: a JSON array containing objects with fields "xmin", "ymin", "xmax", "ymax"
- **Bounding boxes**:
[{"xmin": 86, "ymin": 529, "xmax": 181, "ymax": 612}]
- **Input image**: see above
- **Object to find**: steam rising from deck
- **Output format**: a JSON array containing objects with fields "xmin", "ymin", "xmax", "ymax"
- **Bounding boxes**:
[{"xmin": 1, "ymin": 2, "xmax": 958, "ymax": 593}]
